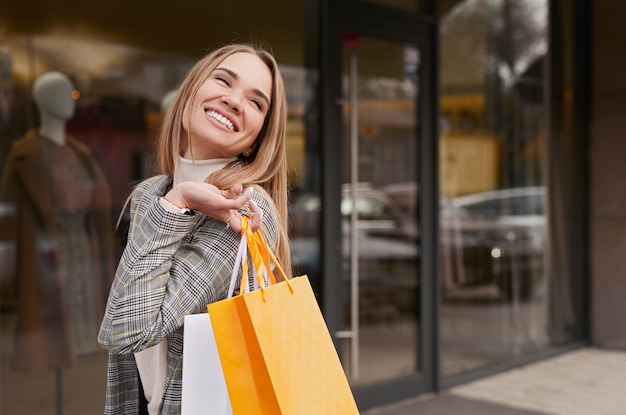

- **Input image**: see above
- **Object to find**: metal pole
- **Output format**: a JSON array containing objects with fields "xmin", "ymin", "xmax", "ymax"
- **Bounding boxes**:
[
  {"xmin": 349, "ymin": 53, "xmax": 360, "ymax": 381},
  {"xmin": 334, "ymin": 52, "xmax": 359, "ymax": 382}
]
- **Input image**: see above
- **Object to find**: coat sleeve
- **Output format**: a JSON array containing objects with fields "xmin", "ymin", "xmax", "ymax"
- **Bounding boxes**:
[{"xmin": 97, "ymin": 176, "xmax": 278, "ymax": 354}]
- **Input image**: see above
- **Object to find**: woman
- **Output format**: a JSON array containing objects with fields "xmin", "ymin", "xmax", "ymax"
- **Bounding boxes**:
[{"xmin": 98, "ymin": 43, "xmax": 292, "ymax": 415}]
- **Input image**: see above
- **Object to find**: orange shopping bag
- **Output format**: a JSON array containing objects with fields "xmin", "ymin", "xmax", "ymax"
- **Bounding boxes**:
[{"xmin": 207, "ymin": 218, "xmax": 360, "ymax": 415}]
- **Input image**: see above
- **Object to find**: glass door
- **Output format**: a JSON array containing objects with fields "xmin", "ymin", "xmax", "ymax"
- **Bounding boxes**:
[{"xmin": 335, "ymin": 33, "xmax": 422, "ymax": 387}]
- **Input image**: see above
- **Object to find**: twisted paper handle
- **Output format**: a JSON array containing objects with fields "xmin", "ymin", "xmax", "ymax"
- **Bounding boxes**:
[{"xmin": 241, "ymin": 217, "xmax": 293, "ymax": 301}]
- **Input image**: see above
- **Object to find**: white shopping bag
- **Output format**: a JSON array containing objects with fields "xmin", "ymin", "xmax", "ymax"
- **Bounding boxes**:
[
  {"xmin": 181, "ymin": 228, "xmax": 251, "ymax": 415},
  {"xmin": 181, "ymin": 313, "xmax": 233, "ymax": 415},
  {"xmin": 182, "ymin": 220, "xmax": 275, "ymax": 415}
]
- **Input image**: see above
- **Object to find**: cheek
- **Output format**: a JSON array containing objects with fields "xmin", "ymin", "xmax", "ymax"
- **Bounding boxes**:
[{"xmin": 252, "ymin": 113, "xmax": 268, "ymax": 135}]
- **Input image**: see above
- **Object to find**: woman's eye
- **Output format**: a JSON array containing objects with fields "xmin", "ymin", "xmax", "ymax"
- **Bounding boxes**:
[
  {"xmin": 251, "ymin": 99, "xmax": 263, "ymax": 111},
  {"xmin": 215, "ymin": 76, "xmax": 230, "ymax": 86}
]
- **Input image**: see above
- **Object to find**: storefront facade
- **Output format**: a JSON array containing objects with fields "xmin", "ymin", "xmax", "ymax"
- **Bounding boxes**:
[{"xmin": 1, "ymin": 0, "xmax": 615, "ymax": 412}]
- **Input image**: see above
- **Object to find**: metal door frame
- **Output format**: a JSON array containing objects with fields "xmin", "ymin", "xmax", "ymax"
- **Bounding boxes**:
[{"xmin": 314, "ymin": 0, "xmax": 440, "ymax": 410}]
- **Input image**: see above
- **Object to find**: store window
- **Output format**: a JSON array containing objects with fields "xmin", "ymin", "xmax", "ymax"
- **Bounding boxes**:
[
  {"xmin": 438, "ymin": 0, "xmax": 585, "ymax": 379},
  {"xmin": 0, "ymin": 2, "xmax": 311, "ymax": 412}
]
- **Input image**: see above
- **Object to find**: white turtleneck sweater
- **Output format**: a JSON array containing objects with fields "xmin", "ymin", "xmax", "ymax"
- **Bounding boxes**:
[{"xmin": 135, "ymin": 156, "xmax": 236, "ymax": 415}]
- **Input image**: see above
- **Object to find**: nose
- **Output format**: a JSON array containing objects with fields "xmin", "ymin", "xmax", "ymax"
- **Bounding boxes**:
[{"xmin": 222, "ymin": 93, "xmax": 242, "ymax": 113}]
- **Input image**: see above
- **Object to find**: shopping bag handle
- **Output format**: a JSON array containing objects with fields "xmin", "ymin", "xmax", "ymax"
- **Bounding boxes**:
[
  {"xmin": 224, "ymin": 217, "xmax": 293, "ymax": 303},
  {"xmin": 244, "ymin": 218, "xmax": 290, "ymax": 284},
  {"xmin": 226, "ymin": 224, "xmax": 250, "ymax": 298},
  {"xmin": 244, "ymin": 220, "xmax": 275, "ymax": 287},
  {"xmin": 241, "ymin": 217, "xmax": 293, "ymax": 300}
]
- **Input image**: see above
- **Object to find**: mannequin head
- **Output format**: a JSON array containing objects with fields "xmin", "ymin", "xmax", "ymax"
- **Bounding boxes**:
[
  {"xmin": 32, "ymin": 72, "xmax": 76, "ymax": 122},
  {"xmin": 160, "ymin": 89, "xmax": 177, "ymax": 116}
]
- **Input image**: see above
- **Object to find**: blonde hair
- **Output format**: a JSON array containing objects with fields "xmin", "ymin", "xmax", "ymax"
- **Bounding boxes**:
[{"xmin": 157, "ymin": 43, "xmax": 292, "ymax": 278}]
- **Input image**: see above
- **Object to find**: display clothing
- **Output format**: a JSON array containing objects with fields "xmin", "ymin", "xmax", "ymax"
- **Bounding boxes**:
[
  {"xmin": 0, "ymin": 128, "xmax": 114, "ymax": 371},
  {"xmin": 98, "ymin": 173, "xmax": 278, "ymax": 415}
]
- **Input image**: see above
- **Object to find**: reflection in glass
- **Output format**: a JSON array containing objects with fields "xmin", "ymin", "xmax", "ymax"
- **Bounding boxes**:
[
  {"xmin": 439, "ymin": 0, "xmax": 582, "ymax": 379},
  {"xmin": 286, "ymin": 63, "xmax": 323, "ymax": 302},
  {"xmin": 1, "ymin": 70, "xmax": 115, "ymax": 412},
  {"xmin": 339, "ymin": 35, "xmax": 420, "ymax": 386}
]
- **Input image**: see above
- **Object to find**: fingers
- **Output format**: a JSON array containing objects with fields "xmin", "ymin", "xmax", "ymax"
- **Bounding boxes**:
[
  {"xmin": 222, "ymin": 184, "xmax": 242, "ymax": 200},
  {"xmin": 224, "ymin": 209, "xmax": 243, "ymax": 233},
  {"xmin": 225, "ymin": 183, "xmax": 244, "ymax": 199},
  {"xmin": 224, "ymin": 199, "xmax": 263, "ymax": 233},
  {"xmin": 221, "ymin": 185, "xmax": 253, "ymax": 206},
  {"xmin": 225, "ymin": 213, "xmax": 238, "ymax": 230},
  {"xmin": 235, "ymin": 187, "xmax": 254, "ymax": 206},
  {"xmin": 248, "ymin": 200, "xmax": 263, "ymax": 232}
]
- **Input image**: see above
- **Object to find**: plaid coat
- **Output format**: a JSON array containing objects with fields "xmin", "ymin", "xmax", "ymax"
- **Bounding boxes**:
[{"xmin": 98, "ymin": 174, "xmax": 278, "ymax": 415}]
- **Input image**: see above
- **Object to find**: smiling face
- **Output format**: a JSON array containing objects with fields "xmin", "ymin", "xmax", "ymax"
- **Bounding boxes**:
[{"xmin": 181, "ymin": 52, "xmax": 273, "ymax": 160}]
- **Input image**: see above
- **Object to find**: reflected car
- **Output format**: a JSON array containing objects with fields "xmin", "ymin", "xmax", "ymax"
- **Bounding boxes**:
[
  {"xmin": 340, "ymin": 183, "xmax": 417, "ymax": 242},
  {"xmin": 289, "ymin": 184, "xmax": 420, "ymax": 319},
  {"xmin": 384, "ymin": 182, "xmax": 546, "ymax": 300},
  {"xmin": 289, "ymin": 184, "xmax": 546, "ymax": 301},
  {"xmin": 449, "ymin": 186, "xmax": 546, "ymax": 300},
  {"xmin": 289, "ymin": 183, "xmax": 418, "ymax": 276}
]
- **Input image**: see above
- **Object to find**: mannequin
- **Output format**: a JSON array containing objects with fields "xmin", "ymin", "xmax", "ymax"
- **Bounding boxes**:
[
  {"xmin": 0, "ymin": 72, "xmax": 114, "ymax": 374},
  {"xmin": 159, "ymin": 89, "xmax": 177, "ymax": 115},
  {"xmin": 32, "ymin": 72, "xmax": 76, "ymax": 145}
]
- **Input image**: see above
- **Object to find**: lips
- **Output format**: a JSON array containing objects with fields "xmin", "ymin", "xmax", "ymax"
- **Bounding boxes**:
[{"xmin": 205, "ymin": 109, "xmax": 237, "ymax": 131}]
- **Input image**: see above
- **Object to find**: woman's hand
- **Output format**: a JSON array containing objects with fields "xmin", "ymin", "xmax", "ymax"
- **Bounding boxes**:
[{"xmin": 163, "ymin": 182, "xmax": 262, "ymax": 233}]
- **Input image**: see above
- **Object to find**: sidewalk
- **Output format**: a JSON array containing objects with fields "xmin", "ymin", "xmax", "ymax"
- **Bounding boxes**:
[{"xmin": 363, "ymin": 347, "xmax": 626, "ymax": 415}]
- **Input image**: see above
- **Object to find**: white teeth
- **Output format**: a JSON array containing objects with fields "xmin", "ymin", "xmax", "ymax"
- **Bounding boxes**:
[{"xmin": 206, "ymin": 110, "xmax": 234, "ymax": 131}]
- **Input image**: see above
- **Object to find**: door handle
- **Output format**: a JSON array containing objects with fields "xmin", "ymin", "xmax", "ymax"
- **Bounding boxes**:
[{"xmin": 335, "ymin": 53, "xmax": 360, "ymax": 382}]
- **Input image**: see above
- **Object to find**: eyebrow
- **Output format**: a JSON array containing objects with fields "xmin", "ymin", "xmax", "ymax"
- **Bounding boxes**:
[{"xmin": 215, "ymin": 67, "xmax": 271, "ymax": 108}]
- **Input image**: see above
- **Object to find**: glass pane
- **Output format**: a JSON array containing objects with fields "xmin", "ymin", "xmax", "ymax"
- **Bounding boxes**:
[
  {"xmin": 341, "ymin": 35, "xmax": 420, "ymax": 385},
  {"xmin": 0, "ymin": 3, "xmax": 308, "ymax": 413},
  {"xmin": 439, "ymin": 0, "xmax": 582, "ymax": 379},
  {"xmin": 286, "ymin": 62, "xmax": 323, "ymax": 305}
]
